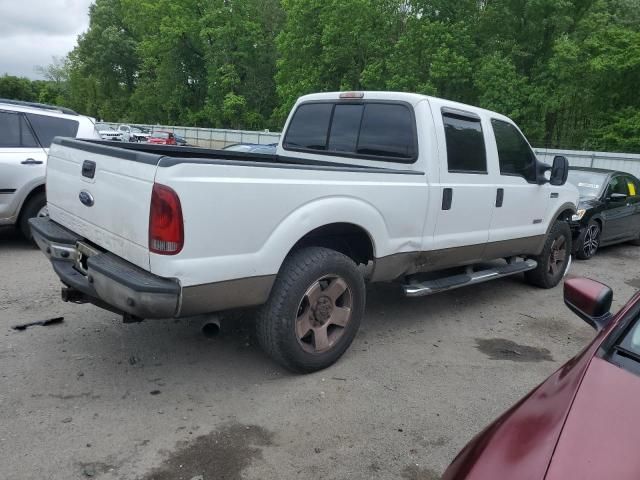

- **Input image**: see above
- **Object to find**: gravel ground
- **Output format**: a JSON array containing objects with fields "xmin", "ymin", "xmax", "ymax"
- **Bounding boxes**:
[{"xmin": 2, "ymin": 225, "xmax": 639, "ymax": 480}]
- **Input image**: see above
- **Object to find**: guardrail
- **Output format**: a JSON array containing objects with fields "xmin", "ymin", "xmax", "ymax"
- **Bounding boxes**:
[
  {"xmin": 105, "ymin": 123, "xmax": 640, "ymax": 176},
  {"xmin": 534, "ymin": 148, "xmax": 640, "ymax": 177},
  {"xmin": 103, "ymin": 123, "xmax": 281, "ymax": 150}
]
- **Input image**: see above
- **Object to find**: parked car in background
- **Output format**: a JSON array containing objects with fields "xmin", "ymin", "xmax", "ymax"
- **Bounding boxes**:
[
  {"xmin": 0, "ymin": 99, "xmax": 99, "ymax": 239},
  {"xmin": 118, "ymin": 124, "xmax": 151, "ymax": 142},
  {"xmin": 147, "ymin": 130, "xmax": 177, "ymax": 145},
  {"xmin": 96, "ymin": 123, "xmax": 123, "ymax": 141},
  {"xmin": 31, "ymin": 91, "xmax": 577, "ymax": 372},
  {"xmin": 174, "ymin": 134, "xmax": 188, "ymax": 146},
  {"xmin": 443, "ymin": 276, "xmax": 640, "ymax": 480},
  {"xmin": 223, "ymin": 143, "xmax": 277, "ymax": 154},
  {"xmin": 568, "ymin": 167, "xmax": 640, "ymax": 259}
]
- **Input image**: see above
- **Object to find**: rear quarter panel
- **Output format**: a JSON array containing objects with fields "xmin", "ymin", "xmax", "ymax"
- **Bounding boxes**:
[{"xmin": 152, "ymin": 161, "xmax": 428, "ymax": 287}]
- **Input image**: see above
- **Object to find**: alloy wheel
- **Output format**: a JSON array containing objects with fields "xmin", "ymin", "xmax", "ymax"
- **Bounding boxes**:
[
  {"xmin": 548, "ymin": 235, "xmax": 568, "ymax": 276},
  {"xmin": 582, "ymin": 224, "xmax": 600, "ymax": 258},
  {"xmin": 295, "ymin": 275, "xmax": 353, "ymax": 354}
]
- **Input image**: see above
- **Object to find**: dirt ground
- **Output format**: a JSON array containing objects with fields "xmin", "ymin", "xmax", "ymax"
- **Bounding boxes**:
[{"xmin": 2, "ymin": 225, "xmax": 639, "ymax": 480}]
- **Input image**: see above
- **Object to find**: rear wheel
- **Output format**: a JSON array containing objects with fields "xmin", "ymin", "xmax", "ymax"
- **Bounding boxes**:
[
  {"xmin": 630, "ymin": 231, "xmax": 640, "ymax": 246},
  {"xmin": 525, "ymin": 221, "xmax": 572, "ymax": 289},
  {"xmin": 576, "ymin": 220, "xmax": 601, "ymax": 260},
  {"xmin": 256, "ymin": 247, "xmax": 365, "ymax": 373},
  {"xmin": 18, "ymin": 192, "xmax": 47, "ymax": 241}
]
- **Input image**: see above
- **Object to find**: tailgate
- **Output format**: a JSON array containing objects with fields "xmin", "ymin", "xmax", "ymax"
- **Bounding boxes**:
[{"xmin": 45, "ymin": 138, "xmax": 162, "ymax": 271}]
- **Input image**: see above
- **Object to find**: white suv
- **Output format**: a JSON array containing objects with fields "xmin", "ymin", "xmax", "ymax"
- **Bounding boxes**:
[{"xmin": 0, "ymin": 99, "xmax": 99, "ymax": 239}]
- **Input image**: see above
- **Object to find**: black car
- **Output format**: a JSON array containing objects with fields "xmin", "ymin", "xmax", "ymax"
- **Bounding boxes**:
[{"xmin": 568, "ymin": 167, "xmax": 640, "ymax": 259}]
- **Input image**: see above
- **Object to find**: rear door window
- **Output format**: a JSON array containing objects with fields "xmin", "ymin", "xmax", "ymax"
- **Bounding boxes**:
[
  {"xmin": 442, "ymin": 111, "xmax": 487, "ymax": 174},
  {"xmin": 0, "ymin": 111, "xmax": 39, "ymax": 148},
  {"xmin": 25, "ymin": 113, "xmax": 79, "ymax": 148},
  {"xmin": 491, "ymin": 119, "xmax": 537, "ymax": 182}
]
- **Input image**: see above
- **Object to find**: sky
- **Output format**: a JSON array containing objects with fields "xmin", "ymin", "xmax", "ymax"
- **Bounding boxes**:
[{"xmin": 0, "ymin": 0, "xmax": 92, "ymax": 79}]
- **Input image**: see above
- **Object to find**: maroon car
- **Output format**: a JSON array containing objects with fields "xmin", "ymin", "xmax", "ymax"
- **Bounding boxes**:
[
  {"xmin": 444, "ymin": 277, "xmax": 640, "ymax": 480},
  {"xmin": 147, "ymin": 130, "xmax": 177, "ymax": 145}
]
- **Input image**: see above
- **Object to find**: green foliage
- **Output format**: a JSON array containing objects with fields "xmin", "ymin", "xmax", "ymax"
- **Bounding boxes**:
[{"xmin": 2, "ymin": 0, "xmax": 639, "ymax": 151}]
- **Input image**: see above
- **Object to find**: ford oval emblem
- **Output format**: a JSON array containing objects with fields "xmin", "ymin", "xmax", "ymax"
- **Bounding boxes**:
[{"xmin": 79, "ymin": 190, "xmax": 94, "ymax": 207}]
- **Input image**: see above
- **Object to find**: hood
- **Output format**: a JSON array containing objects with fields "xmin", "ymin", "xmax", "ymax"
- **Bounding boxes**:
[
  {"xmin": 577, "ymin": 197, "xmax": 599, "ymax": 210},
  {"xmin": 545, "ymin": 357, "xmax": 640, "ymax": 480},
  {"xmin": 442, "ymin": 336, "xmax": 603, "ymax": 480}
]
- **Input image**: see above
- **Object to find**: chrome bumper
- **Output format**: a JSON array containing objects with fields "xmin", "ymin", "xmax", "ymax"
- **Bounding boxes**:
[{"xmin": 29, "ymin": 217, "xmax": 180, "ymax": 319}]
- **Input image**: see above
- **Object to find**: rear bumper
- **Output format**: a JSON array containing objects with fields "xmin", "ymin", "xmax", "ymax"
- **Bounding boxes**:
[{"xmin": 30, "ymin": 217, "xmax": 180, "ymax": 319}]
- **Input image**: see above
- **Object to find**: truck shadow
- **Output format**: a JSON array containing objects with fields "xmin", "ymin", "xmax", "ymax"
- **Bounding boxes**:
[{"xmin": 0, "ymin": 226, "xmax": 33, "ymax": 250}]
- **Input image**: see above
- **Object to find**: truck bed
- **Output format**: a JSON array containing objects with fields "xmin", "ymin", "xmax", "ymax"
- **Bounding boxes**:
[{"xmin": 60, "ymin": 138, "xmax": 416, "ymax": 174}]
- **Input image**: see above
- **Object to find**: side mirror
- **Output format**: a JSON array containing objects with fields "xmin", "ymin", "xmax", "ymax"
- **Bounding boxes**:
[
  {"xmin": 564, "ymin": 277, "xmax": 613, "ymax": 330},
  {"xmin": 609, "ymin": 193, "xmax": 628, "ymax": 202},
  {"xmin": 549, "ymin": 156, "xmax": 569, "ymax": 186}
]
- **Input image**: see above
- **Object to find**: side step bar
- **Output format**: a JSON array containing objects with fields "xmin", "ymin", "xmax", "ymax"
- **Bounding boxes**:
[{"xmin": 403, "ymin": 259, "xmax": 537, "ymax": 297}]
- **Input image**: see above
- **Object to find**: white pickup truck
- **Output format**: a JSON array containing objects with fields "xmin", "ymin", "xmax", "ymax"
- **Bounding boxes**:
[{"xmin": 31, "ymin": 91, "xmax": 578, "ymax": 372}]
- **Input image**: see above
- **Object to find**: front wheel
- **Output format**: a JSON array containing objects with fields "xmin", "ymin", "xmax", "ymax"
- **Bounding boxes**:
[
  {"xmin": 256, "ymin": 247, "xmax": 365, "ymax": 373},
  {"xmin": 525, "ymin": 221, "xmax": 572, "ymax": 289},
  {"xmin": 576, "ymin": 220, "xmax": 601, "ymax": 260}
]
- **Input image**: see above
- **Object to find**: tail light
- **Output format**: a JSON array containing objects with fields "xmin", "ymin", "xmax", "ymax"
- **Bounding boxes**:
[{"xmin": 149, "ymin": 183, "xmax": 184, "ymax": 255}]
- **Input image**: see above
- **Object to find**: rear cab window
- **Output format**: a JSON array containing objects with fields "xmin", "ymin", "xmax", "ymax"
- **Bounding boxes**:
[
  {"xmin": 25, "ymin": 113, "xmax": 79, "ymax": 148},
  {"xmin": 283, "ymin": 101, "xmax": 418, "ymax": 163}
]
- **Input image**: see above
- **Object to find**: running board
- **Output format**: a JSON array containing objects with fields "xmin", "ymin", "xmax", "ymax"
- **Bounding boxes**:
[{"xmin": 403, "ymin": 259, "xmax": 538, "ymax": 297}]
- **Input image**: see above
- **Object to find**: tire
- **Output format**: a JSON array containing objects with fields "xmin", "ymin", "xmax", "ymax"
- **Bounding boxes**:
[
  {"xmin": 18, "ymin": 192, "xmax": 47, "ymax": 241},
  {"xmin": 256, "ymin": 247, "xmax": 365, "ymax": 373},
  {"xmin": 525, "ymin": 221, "xmax": 572, "ymax": 289},
  {"xmin": 630, "ymin": 232, "xmax": 640, "ymax": 246},
  {"xmin": 576, "ymin": 220, "xmax": 601, "ymax": 260}
]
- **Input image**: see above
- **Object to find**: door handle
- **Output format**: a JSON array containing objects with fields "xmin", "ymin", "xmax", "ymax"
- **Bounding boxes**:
[
  {"xmin": 442, "ymin": 188, "xmax": 453, "ymax": 210},
  {"xmin": 21, "ymin": 158, "xmax": 43, "ymax": 165},
  {"xmin": 496, "ymin": 188, "xmax": 504, "ymax": 208}
]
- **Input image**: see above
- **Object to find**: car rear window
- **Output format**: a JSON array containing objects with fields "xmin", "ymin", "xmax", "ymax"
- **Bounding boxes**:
[
  {"xmin": 25, "ymin": 113, "xmax": 79, "ymax": 148},
  {"xmin": 284, "ymin": 101, "xmax": 417, "ymax": 162},
  {"xmin": 153, "ymin": 132, "xmax": 170, "ymax": 139}
]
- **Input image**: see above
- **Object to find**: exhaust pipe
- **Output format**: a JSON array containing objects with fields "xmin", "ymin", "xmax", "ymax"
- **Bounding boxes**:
[
  {"xmin": 202, "ymin": 317, "xmax": 221, "ymax": 338},
  {"xmin": 61, "ymin": 287, "xmax": 87, "ymax": 304}
]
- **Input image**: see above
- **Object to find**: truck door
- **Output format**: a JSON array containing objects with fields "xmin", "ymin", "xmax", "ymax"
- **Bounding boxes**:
[
  {"xmin": 0, "ymin": 110, "xmax": 47, "ymax": 221},
  {"xmin": 485, "ymin": 119, "xmax": 549, "ymax": 257},
  {"xmin": 430, "ymin": 107, "xmax": 495, "ymax": 266}
]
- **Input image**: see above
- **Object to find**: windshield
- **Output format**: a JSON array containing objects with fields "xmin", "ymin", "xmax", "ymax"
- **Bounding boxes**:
[
  {"xmin": 567, "ymin": 170, "xmax": 607, "ymax": 199},
  {"xmin": 152, "ymin": 132, "xmax": 169, "ymax": 139}
]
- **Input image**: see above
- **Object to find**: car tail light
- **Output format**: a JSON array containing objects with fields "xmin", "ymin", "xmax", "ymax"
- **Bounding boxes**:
[{"xmin": 149, "ymin": 184, "xmax": 184, "ymax": 255}]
